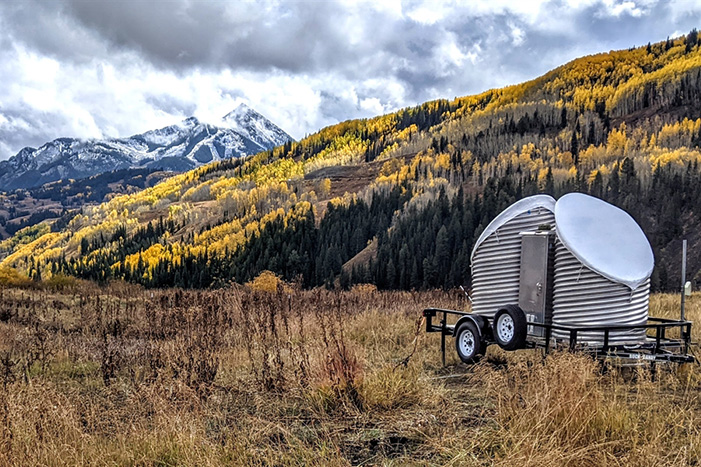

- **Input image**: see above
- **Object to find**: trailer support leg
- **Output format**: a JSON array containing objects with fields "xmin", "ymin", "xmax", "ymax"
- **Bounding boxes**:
[
  {"xmin": 603, "ymin": 330, "xmax": 609, "ymax": 354},
  {"xmin": 440, "ymin": 311, "xmax": 446, "ymax": 366},
  {"xmin": 654, "ymin": 325, "xmax": 661, "ymax": 355},
  {"xmin": 569, "ymin": 330, "xmax": 577, "ymax": 352}
]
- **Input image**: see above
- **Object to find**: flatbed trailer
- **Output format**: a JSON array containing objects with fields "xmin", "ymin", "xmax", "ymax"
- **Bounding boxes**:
[{"xmin": 423, "ymin": 307, "xmax": 696, "ymax": 366}]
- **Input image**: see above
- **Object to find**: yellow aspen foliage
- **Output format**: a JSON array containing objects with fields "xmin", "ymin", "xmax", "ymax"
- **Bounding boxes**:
[
  {"xmin": 380, "ymin": 158, "xmax": 403, "ymax": 177},
  {"xmin": 319, "ymin": 178, "xmax": 331, "ymax": 197},
  {"xmin": 472, "ymin": 161, "xmax": 481, "ymax": 179},
  {"xmin": 588, "ymin": 169, "xmax": 600, "ymax": 184},
  {"xmin": 35, "ymin": 244, "xmax": 68, "ymax": 265},
  {"xmin": 1, "ymin": 232, "xmax": 63, "ymax": 268},
  {"xmin": 377, "ymin": 143, "xmax": 399, "ymax": 160},
  {"xmin": 656, "ymin": 118, "xmax": 701, "ymax": 148},
  {"xmin": 122, "ymin": 242, "xmax": 189, "ymax": 277},
  {"xmin": 397, "ymin": 124, "xmax": 418, "ymax": 141},
  {"xmin": 245, "ymin": 270, "xmax": 292, "ymax": 293},
  {"xmin": 578, "ymin": 145, "xmax": 606, "ymax": 167},
  {"xmin": 647, "ymin": 134, "xmax": 657, "ymax": 150},
  {"xmin": 558, "ymin": 151, "xmax": 574, "ymax": 167},
  {"xmin": 303, "ymin": 133, "xmax": 368, "ymax": 173},
  {"xmin": 606, "ymin": 124, "xmax": 628, "ymax": 157},
  {"xmin": 366, "ymin": 114, "xmax": 397, "ymax": 135},
  {"xmin": 0, "ymin": 223, "xmax": 51, "ymax": 253},
  {"xmin": 461, "ymin": 150, "xmax": 473, "ymax": 166},
  {"xmin": 518, "ymin": 144, "xmax": 535, "ymax": 164},
  {"xmin": 649, "ymin": 147, "xmax": 701, "ymax": 168},
  {"xmin": 182, "ymin": 180, "xmax": 214, "ymax": 202},
  {"xmin": 244, "ymin": 219, "xmax": 260, "ymax": 237},
  {"xmin": 434, "ymin": 153, "xmax": 450, "ymax": 171},
  {"xmin": 0, "ymin": 267, "xmax": 33, "ymax": 288}
]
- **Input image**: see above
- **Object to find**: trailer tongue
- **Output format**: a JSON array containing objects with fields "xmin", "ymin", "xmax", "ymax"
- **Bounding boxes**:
[{"xmin": 424, "ymin": 193, "xmax": 695, "ymax": 366}]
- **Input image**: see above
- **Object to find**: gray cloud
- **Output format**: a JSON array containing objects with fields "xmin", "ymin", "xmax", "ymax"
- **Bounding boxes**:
[{"xmin": 0, "ymin": 0, "xmax": 700, "ymax": 160}]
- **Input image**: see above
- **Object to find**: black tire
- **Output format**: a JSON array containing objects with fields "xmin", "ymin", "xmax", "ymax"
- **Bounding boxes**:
[
  {"xmin": 455, "ymin": 321, "xmax": 483, "ymax": 364},
  {"xmin": 492, "ymin": 305, "xmax": 527, "ymax": 351}
]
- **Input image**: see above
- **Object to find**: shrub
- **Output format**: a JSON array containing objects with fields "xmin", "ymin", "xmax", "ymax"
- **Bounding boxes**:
[
  {"xmin": 0, "ymin": 268, "xmax": 34, "ymax": 289},
  {"xmin": 245, "ymin": 270, "xmax": 291, "ymax": 293},
  {"xmin": 42, "ymin": 274, "xmax": 79, "ymax": 292}
]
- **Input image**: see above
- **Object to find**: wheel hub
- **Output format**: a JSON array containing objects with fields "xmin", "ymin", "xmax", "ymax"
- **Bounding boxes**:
[
  {"xmin": 459, "ymin": 329, "xmax": 475, "ymax": 356},
  {"xmin": 497, "ymin": 314, "xmax": 514, "ymax": 342}
]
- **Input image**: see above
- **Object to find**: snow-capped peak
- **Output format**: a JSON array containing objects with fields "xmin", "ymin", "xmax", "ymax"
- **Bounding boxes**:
[
  {"xmin": 222, "ymin": 103, "xmax": 257, "ymax": 123},
  {"xmin": 221, "ymin": 103, "xmax": 292, "ymax": 149},
  {"xmin": 0, "ymin": 105, "xmax": 294, "ymax": 191}
]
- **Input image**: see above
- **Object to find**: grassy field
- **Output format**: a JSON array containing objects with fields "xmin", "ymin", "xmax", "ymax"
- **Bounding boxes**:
[{"xmin": 0, "ymin": 279, "xmax": 699, "ymax": 466}]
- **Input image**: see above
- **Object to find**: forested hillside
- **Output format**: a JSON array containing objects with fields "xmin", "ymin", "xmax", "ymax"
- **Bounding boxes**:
[
  {"xmin": 3, "ymin": 32, "xmax": 701, "ymax": 291},
  {"xmin": 0, "ymin": 168, "xmax": 172, "ymax": 240}
]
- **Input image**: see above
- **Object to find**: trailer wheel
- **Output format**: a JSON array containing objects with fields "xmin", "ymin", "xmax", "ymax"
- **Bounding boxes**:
[
  {"xmin": 493, "ymin": 305, "xmax": 527, "ymax": 351},
  {"xmin": 455, "ymin": 321, "xmax": 483, "ymax": 364}
]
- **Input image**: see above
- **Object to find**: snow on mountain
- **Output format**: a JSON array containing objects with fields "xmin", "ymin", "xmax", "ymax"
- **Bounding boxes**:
[
  {"xmin": 0, "ymin": 106, "xmax": 293, "ymax": 191},
  {"xmin": 221, "ymin": 104, "xmax": 291, "ymax": 149}
]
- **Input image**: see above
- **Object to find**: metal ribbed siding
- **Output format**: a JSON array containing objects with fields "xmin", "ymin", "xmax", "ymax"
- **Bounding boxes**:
[
  {"xmin": 471, "ymin": 209, "xmax": 555, "ymax": 317},
  {"xmin": 552, "ymin": 241, "xmax": 649, "ymax": 345}
]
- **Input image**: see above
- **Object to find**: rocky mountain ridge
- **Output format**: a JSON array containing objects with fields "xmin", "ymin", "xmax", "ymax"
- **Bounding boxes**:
[{"xmin": 0, "ymin": 104, "xmax": 293, "ymax": 191}]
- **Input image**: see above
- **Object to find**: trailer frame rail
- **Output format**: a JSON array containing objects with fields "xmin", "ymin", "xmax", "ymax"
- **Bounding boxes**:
[{"xmin": 423, "ymin": 307, "xmax": 695, "ymax": 365}]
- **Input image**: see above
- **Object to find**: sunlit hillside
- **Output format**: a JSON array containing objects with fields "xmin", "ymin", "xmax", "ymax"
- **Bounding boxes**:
[{"xmin": 2, "ymin": 32, "xmax": 701, "ymax": 290}]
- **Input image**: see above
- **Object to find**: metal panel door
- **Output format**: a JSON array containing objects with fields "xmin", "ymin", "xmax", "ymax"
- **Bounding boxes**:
[{"xmin": 518, "ymin": 231, "xmax": 554, "ymax": 337}]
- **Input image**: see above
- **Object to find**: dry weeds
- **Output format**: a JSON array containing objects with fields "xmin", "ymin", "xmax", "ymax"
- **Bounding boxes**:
[{"xmin": 0, "ymin": 284, "xmax": 698, "ymax": 466}]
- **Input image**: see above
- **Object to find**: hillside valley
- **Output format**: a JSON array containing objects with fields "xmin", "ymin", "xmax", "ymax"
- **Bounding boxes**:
[
  {"xmin": 2, "ymin": 33, "xmax": 701, "ymax": 292},
  {"xmin": 0, "ymin": 168, "xmax": 174, "ymax": 240}
]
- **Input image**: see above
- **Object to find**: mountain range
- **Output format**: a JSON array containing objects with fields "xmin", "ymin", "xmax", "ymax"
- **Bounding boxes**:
[
  {"xmin": 0, "ymin": 104, "xmax": 292, "ymax": 191},
  {"xmin": 2, "ymin": 32, "xmax": 701, "ymax": 292}
]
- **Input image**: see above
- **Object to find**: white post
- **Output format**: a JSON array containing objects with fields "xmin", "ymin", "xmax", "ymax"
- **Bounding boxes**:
[{"xmin": 681, "ymin": 239, "xmax": 687, "ymax": 321}]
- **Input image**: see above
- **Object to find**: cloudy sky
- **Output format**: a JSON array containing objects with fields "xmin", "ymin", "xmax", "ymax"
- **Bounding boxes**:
[{"xmin": 0, "ymin": 0, "xmax": 700, "ymax": 160}]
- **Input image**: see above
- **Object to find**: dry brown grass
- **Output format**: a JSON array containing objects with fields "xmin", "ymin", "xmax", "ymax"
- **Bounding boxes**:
[{"xmin": 0, "ymin": 284, "xmax": 698, "ymax": 466}]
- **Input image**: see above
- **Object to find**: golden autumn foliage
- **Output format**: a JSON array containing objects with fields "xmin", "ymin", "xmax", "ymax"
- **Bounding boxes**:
[
  {"xmin": 245, "ymin": 270, "xmax": 292, "ymax": 293},
  {"xmin": 0, "ymin": 267, "xmax": 34, "ymax": 288},
  {"xmin": 3, "ymin": 33, "xmax": 701, "ymax": 281}
]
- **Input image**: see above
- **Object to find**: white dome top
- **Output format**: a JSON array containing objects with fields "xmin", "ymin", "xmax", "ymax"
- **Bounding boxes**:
[
  {"xmin": 471, "ymin": 194, "xmax": 556, "ymax": 261},
  {"xmin": 554, "ymin": 193, "xmax": 654, "ymax": 290}
]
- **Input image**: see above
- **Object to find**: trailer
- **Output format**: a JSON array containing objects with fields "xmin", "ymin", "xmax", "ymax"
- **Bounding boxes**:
[
  {"xmin": 423, "ymin": 307, "xmax": 694, "ymax": 365},
  {"xmin": 424, "ymin": 193, "xmax": 696, "ymax": 366}
]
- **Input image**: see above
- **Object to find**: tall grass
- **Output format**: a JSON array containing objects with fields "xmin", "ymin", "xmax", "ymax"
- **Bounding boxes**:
[{"xmin": 0, "ymin": 284, "xmax": 697, "ymax": 465}]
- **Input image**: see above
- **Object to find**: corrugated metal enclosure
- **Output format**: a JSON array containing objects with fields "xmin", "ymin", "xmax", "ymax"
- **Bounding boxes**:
[
  {"xmin": 471, "ymin": 195, "xmax": 556, "ymax": 317},
  {"xmin": 551, "ymin": 193, "xmax": 654, "ymax": 345},
  {"xmin": 552, "ymin": 242, "xmax": 650, "ymax": 344}
]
